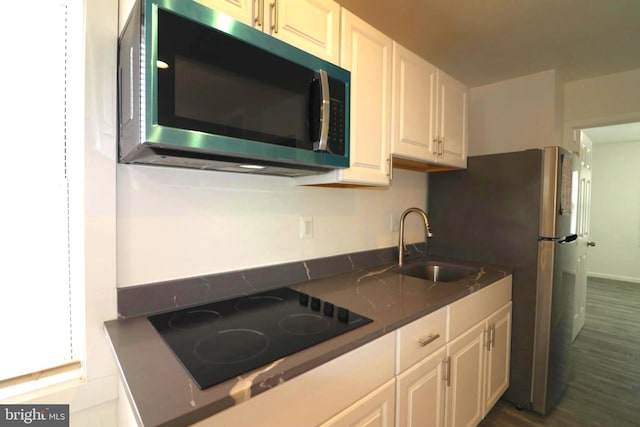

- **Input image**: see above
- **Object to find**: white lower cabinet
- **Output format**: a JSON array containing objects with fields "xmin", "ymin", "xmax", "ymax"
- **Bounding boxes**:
[
  {"xmin": 397, "ymin": 276, "xmax": 512, "ymax": 427},
  {"xmin": 445, "ymin": 321, "xmax": 486, "ymax": 427},
  {"xmin": 396, "ymin": 346, "xmax": 447, "ymax": 427},
  {"xmin": 445, "ymin": 301, "xmax": 513, "ymax": 427},
  {"xmin": 321, "ymin": 378, "xmax": 396, "ymax": 427},
  {"xmin": 483, "ymin": 302, "xmax": 512, "ymax": 413},
  {"xmin": 193, "ymin": 277, "xmax": 511, "ymax": 427}
]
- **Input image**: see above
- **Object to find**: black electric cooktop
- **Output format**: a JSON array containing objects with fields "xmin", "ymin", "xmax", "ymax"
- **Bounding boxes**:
[{"xmin": 148, "ymin": 287, "xmax": 373, "ymax": 389}]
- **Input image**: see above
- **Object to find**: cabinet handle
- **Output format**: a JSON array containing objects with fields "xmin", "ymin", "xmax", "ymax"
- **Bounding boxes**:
[
  {"xmin": 387, "ymin": 156, "xmax": 393, "ymax": 180},
  {"xmin": 440, "ymin": 136, "xmax": 445, "ymax": 157},
  {"xmin": 418, "ymin": 333, "xmax": 440, "ymax": 347},
  {"xmin": 254, "ymin": 0, "xmax": 264, "ymax": 27},
  {"xmin": 270, "ymin": 0, "xmax": 279, "ymax": 33},
  {"xmin": 491, "ymin": 324, "xmax": 496, "ymax": 349},
  {"xmin": 486, "ymin": 324, "xmax": 496, "ymax": 351},
  {"xmin": 442, "ymin": 356, "xmax": 451, "ymax": 387},
  {"xmin": 486, "ymin": 327, "xmax": 491, "ymax": 351}
]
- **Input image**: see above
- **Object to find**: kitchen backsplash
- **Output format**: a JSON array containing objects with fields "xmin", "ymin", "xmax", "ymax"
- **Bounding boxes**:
[
  {"xmin": 116, "ymin": 166, "xmax": 428, "ymax": 287},
  {"xmin": 118, "ymin": 243, "xmax": 427, "ymax": 318}
]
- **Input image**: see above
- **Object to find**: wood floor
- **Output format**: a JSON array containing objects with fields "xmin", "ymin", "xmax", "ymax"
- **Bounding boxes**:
[{"xmin": 479, "ymin": 277, "xmax": 640, "ymax": 427}]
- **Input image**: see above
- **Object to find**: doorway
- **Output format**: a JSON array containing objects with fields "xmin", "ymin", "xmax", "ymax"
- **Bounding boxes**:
[
  {"xmin": 579, "ymin": 122, "xmax": 640, "ymax": 286},
  {"xmin": 569, "ymin": 122, "xmax": 640, "ymax": 340}
]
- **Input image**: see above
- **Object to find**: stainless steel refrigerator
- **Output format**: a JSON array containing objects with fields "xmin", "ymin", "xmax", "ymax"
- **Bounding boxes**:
[{"xmin": 428, "ymin": 146, "xmax": 577, "ymax": 414}]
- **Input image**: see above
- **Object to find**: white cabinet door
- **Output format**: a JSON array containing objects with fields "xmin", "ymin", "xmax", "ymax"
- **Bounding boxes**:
[
  {"xmin": 391, "ymin": 42, "xmax": 438, "ymax": 163},
  {"xmin": 194, "ymin": 0, "xmax": 255, "ymax": 25},
  {"xmin": 483, "ymin": 302, "xmax": 512, "ymax": 415},
  {"xmin": 396, "ymin": 346, "xmax": 446, "ymax": 427},
  {"xmin": 320, "ymin": 378, "xmax": 396, "ymax": 427},
  {"xmin": 389, "ymin": 43, "xmax": 468, "ymax": 170},
  {"xmin": 267, "ymin": 0, "xmax": 340, "ymax": 64},
  {"xmin": 436, "ymin": 70, "xmax": 468, "ymax": 168},
  {"xmin": 194, "ymin": 0, "xmax": 340, "ymax": 64},
  {"xmin": 445, "ymin": 322, "xmax": 485, "ymax": 427},
  {"xmin": 297, "ymin": 9, "xmax": 392, "ymax": 186}
]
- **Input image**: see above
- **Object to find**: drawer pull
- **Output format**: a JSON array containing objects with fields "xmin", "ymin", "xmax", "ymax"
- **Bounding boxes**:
[{"xmin": 418, "ymin": 333, "xmax": 440, "ymax": 347}]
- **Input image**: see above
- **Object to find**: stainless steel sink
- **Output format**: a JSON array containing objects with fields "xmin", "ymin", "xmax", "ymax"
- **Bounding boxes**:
[{"xmin": 395, "ymin": 262, "xmax": 478, "ymax": 282}]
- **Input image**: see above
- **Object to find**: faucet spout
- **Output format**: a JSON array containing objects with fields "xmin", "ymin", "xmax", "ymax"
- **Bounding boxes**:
[{"xmin": 398, "ymin": 207, "xmax": 433, "ymax": 266}]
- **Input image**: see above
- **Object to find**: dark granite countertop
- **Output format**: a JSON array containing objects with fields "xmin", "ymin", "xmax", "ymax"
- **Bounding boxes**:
[{"xmin": 105, "ymin": 255, "xmax": 511, "ymax": 427}]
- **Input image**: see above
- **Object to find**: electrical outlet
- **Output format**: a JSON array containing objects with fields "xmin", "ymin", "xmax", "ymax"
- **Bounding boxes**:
[
  {"xmin": 390, "ymin": 213, "xmax": 400, "ymax": 233},
  {"xmin": 300, "ymin": 216, "xmax": 313, "ymax": 239}
]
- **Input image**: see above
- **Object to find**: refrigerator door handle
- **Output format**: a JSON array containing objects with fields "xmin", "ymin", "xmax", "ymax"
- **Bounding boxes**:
[{"xmin": 538, "ymin": 234, "xmax": 577, "ymax": 244}]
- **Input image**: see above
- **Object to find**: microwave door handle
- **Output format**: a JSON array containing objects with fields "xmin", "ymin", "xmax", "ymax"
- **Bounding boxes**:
[{"xmin": 313, "ymin": 70, "xmax": 331, "ymax": 152}]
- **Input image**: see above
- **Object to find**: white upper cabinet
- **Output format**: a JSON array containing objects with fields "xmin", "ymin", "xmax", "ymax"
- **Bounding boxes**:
[
  {"xmin": 193, "ymin": 1, "xmax": 468, "ymax": 184},
  {"xmin": 193, "ymin": 0, "xmax": 255, "ymax": 25},
  {"xmin": 195, "ymin": 0, "xmax": 340, "ymax": 64},
  {"xmin": 437, "ymin": 71, "xmax": 468, "ymax": 168},
  {"xmin": 391, "ymin": 42, "xmax": 438, "ymax": 163},
  {"xmin": 297, "ymin": 8, "xmax": 392, "ymax": 186},
  {"xmin": 391, "ymin": 42, "xmax": 468, "ymax": 170}
]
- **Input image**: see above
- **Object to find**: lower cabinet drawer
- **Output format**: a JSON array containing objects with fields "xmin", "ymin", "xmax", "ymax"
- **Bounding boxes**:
[{"xmin": 396, "ymin": 306, "xmax": 447, "ymax": 374}]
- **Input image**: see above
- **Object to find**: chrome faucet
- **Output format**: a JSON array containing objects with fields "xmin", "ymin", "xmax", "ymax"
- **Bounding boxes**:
[{"xmin": 398, "ymin": 207, "xmax": 433, "ymax": 266}]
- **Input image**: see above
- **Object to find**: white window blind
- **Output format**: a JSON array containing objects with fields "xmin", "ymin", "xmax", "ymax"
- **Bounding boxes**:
[{"xmin": 0, "ymin": 0, "xmax": 82, "ymax": 387}]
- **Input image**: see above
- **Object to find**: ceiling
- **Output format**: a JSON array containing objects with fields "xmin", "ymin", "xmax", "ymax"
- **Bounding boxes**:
[{"xmin": 336, "ymin": 0, "xmax": 640, "ymax": 87}]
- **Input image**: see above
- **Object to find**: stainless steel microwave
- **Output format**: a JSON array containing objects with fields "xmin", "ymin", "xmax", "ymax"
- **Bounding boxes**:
[{"xmin": 118, "ymin": 0, "xmax": 350, "ymax": 177}]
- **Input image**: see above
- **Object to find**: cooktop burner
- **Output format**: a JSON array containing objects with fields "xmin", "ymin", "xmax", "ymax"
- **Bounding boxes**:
[{"xmin": 148, "ymin": 287, "xmax": 372, "ymax": 389}]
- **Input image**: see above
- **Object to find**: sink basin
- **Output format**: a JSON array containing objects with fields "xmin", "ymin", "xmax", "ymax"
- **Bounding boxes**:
[{"xmin": 396, "ymin": 262, "xmax": 478, "ymax": 282}]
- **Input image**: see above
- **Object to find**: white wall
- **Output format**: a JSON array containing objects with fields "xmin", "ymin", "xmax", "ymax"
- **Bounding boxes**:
[
  {"xmin": 564, "ymin": 68, "xmax": 640, "ymax": 126},
  {"xmin": 117, "ymin": 167, "xmax": 427, "ymax": 286},
  {"xmin": 588, "ymin": 141, "xmax": 640, "ymax": 282},
  {"xmin": 469, "ymin": 70, "xmax": 564, "ymax": 156},
  {"xmin": 115, "ymin": 0, "xmax": 427, "ymax": 288}
]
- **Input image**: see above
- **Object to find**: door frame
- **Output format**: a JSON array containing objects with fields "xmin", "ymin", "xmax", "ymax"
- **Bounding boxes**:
[{"xmin": 563, "ymin": 112, "xmax": 640, "ymax": 341}]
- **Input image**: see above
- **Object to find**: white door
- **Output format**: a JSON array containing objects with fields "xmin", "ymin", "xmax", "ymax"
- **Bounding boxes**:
[{"xmin": 572, "ymin": 131, "xmax": 593, "ymax": 341}]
